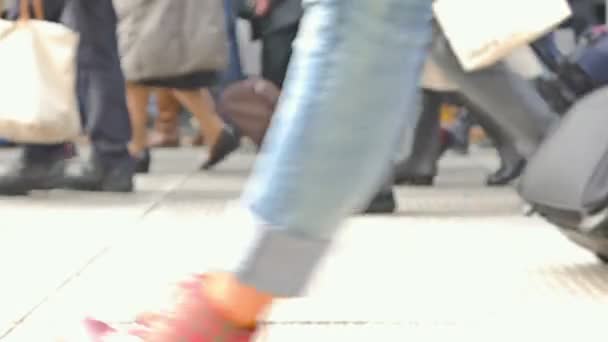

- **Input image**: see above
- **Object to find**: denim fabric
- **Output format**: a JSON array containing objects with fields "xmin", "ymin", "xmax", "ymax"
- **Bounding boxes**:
[{"xmin": 226, "ymin": 0, "xmax": 433, "ymax": 296}]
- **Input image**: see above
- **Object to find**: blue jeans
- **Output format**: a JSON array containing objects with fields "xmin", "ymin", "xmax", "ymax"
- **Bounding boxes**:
[{"xmin": 228, "ymin": 0, "xmax": 433, "ymax": 296}]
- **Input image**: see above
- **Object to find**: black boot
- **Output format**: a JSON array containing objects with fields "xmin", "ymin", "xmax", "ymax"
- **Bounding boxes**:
[
  {"xmin": 0, "ymin": 144, "xmax": 70, "ymax": 196},
  {"xmin": 394, "ymin": 90, "xmax": 443, "ymax": 186},
  {"xmin": 459, "ymin": 98, "xmax": 527, "ymax": 186},
  {"xmin": 63, "ymin": 151, "xmax": 135, "ymax": 192},
  {"xmin": 486, "ymin": 158, "xmax": 526, "ymax": 186}
]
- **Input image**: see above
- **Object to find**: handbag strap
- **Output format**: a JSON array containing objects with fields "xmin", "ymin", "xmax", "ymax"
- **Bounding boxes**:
[{"xmin": 19, "ymin": 0, "xmax": 45, "ymax": 21}]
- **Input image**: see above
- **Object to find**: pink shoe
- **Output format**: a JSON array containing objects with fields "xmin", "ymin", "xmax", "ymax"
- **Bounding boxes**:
[{"xmin": 67, "ymin": 275, "xmax": 257, "ymax": 342}]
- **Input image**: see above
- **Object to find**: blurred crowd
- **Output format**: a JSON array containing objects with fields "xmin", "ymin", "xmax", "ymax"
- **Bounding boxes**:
[
  {"xmin": 0, "ymin": 0, "xmax": 605, "ymax": 214},
  {"xmin": 4, "ymin": 0, "xmax": 608, "ymax": 341}
]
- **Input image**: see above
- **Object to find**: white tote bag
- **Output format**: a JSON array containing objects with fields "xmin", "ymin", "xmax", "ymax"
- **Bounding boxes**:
[
  {"xmin": 0, "ymin": 0, "xmax": 81, "ymax": 143},
  {"xmin": 433, "ymin": 0, "xmax": 572, "ymax": 72}
]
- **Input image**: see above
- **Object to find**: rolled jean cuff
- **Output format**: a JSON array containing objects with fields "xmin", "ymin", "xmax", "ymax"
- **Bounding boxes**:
[{"xmin": 231, "ymin": 208, "xmax": 332, "ymax": 297}]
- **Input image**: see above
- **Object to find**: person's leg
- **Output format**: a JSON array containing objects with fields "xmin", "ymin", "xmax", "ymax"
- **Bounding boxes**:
[
  {"xmin": 77, "ymin": 0, "xmax": 433, "ymax": 340},
  {"xmin": 124, "ymin": 83, "xmax": 152, "ymax": 174},
  {"xmin": 261, "ymin": 24, "xmax": 299, "ymax": 88},
  {"xmin": 220, "ymin": 0, "xmax": 244, "ymax": 85},
  {"xmin": 172, "ymin": 88, "xmax": 240, "ymax": 169},
  {"xmin": 149, "ymin": 89, "xmax": 181, "ymax": 148},
  {"xmin": 457, "ymin": 98, "xmax": 526, "ymax": 186},
  {"xmin": 172, "ymin": 89, "xmax": 224, "ymax": 147},
  {"xmin": 125, "ymin": 83, "xmax": 152, "ymax": 156},
  {"xmin": 431, "ymin": 25, "xmax": 558, "ymax": 159},
  {"xmin": 5, "ymin": 0, "xmax": 65, "ymax": 21},
  {"xmin": 61, "ymin": 0, "xmax": 135, "ymax": 192},
  {"xmin": 213, "ymin": 0, "xmax": 433, "ymax": 323},
  {"xmin": 394, "ymin": 89, "xmax": 443, "ymax": 185}
]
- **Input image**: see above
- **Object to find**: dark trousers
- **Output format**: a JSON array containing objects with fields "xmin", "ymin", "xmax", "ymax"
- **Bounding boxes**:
[
  {"xmin": 261, "ymin": 24, "xmax": 299, "ymax": 88},
  {"xmin": 220, "ymin": 0, "xmax": 244, "ymax": 86},
  {"xmin": 25, "ymin": 0, "xmax": 131, "ymax": 159}
]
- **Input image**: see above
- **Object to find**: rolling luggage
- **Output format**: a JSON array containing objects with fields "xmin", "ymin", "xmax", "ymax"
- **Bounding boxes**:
[{"xmin": 518, "ymin": 86, "xmax": 608, "ymax": 262}]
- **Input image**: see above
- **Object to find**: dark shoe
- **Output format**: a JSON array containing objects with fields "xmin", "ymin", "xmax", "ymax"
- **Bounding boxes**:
[
  {"xmin": 201, "ymin": 127, "xmax": 240, "ymax": 170},
  {"xmin": 0, "ymin": 153, "xmax": 66, "ymax": 195},
  {"xmin": 486, "ymin": 159, "xmax": 526, "ymax": 186},
  {"xmin": 363, "ymin": 189, "xmax": 397, "ymax": 214},
  {"xmin": 63, "ymin": 153, "xmax": 135, "ymax": 192},
  {"xmin": 134, "ymin": 149, "xmax": 151, "ymax": 174}
]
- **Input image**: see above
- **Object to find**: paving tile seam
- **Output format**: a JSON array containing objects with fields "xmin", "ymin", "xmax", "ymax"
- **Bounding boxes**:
[{"xmin": 0, "ymin": 170, "xmax": 195, "ymax": 341}]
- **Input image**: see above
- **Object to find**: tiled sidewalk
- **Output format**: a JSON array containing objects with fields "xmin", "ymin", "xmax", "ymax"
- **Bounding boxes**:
[{"xmin": 0, "ymin": 147, "xmax": 607, "ymax": 341}]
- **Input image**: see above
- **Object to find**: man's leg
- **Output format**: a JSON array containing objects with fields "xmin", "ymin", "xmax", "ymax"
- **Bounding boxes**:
[
  {"xmin": 61, "ymin": 0, "xmax": 135, "ymax": 192},
  {"xmin": 261, "ymin": 24, "xmax": 299, "ymax": 88},
  {"xmin": 221, "ymin": 0, "xmax": 245, "ymax": 85},
  {"xmin": 213, "ymin": 0, "xmax": 246, "ymax": 126}
]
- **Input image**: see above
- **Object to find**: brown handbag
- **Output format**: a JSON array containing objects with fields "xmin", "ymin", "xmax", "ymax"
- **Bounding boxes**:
[{"xmin": 218, "ymin": 77, "xmax": 280, "ymax": 147}]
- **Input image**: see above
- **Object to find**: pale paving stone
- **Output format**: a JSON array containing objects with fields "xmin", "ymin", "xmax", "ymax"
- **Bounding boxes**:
[{"xmin": 2, "ymin": 147, "xmax": 608, "ymax": 341}]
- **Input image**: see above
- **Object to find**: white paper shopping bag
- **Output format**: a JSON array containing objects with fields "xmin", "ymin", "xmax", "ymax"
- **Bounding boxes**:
[
  {"xmin": 433, "ymin": 0, "xmax": 571, "ymax": 72},
  {"xmin": 0, "ymin": 1, "xmax": 81, "ymax": 143}
]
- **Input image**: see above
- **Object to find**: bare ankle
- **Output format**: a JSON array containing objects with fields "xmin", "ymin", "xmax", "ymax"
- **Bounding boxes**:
[{"xmin": 203, "ymin": 273, "xmax": 274, "ymax": 328}]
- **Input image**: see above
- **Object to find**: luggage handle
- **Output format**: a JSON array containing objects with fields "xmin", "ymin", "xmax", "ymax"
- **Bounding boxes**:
[{"xmin": 19, "ymin": 0, "xmax": 45, "ymax": 21}]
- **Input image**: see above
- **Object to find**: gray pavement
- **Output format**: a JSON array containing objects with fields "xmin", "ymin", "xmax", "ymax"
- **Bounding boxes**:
[{"xmin": 1, "ymin": 146, "xmax": 608, "ymax": 341}]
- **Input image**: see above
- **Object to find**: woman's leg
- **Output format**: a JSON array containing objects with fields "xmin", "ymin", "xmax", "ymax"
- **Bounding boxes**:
[
  {"xmin": 172, "ymin": 88, "xmax": 240, "ymax": 169},
  {"xmin": 125, "ymin": 83, "xmax": 151, "ymax": 156},
  {"xmin": 261, "ymin": 24, "xmax": 300, "ymax": 88},
  {"xmin": 149, "ymin": 89, "xmax": 181, "ymax": 148},
  {"xmin": 78, "ymin": 0, "xmax": 433, "ymax": 340},
  {"xmin": 171, "ymin": 88, "xmax": 224, "ymax": 146},
  {"xmin": 207, "ymin": 0, "xmax": 433, "ymax": 327}
]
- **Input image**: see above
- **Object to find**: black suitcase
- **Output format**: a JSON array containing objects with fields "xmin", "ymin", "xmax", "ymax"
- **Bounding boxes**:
[{"xmin": 518, "ymin": 86, "xmax": 608, "ymax": 262}]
